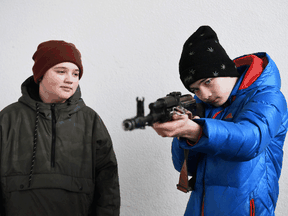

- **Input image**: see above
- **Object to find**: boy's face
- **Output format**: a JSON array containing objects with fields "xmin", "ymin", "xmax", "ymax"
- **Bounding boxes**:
[
  {"xmin": 189, "ymin": 77, "xmax": 238, "ymax": 107},
  {"xmin": 39, "ymin": 62, "xmax": 80, "ymax": 103}
]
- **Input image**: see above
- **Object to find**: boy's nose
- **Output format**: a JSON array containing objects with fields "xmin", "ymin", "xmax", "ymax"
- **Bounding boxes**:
[{"xmin": 199, "ymin": 88, "xmax": 212, "ymax": 101}]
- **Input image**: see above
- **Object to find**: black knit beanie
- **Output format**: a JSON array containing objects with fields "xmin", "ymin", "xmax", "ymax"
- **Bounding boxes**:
[{"xmin": 179, "ymin": 26, "xmax": 239, "ymax": 91}]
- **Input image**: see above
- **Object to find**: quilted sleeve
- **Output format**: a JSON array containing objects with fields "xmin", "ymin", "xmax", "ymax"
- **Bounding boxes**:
[{"xmin": 179, "ymin": 89, "xmax": 288, "ymax": 162}]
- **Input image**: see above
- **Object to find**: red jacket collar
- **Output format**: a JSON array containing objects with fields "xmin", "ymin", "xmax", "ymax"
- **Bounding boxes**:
[{"xmin": 234, "ymin": 54, "xmax": 268, "ymax": 90}]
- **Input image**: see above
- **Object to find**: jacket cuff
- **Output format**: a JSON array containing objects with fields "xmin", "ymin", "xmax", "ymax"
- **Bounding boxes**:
[{"xmin": 186, "ymin": 127, "xmax": 203, "ymax": 146}]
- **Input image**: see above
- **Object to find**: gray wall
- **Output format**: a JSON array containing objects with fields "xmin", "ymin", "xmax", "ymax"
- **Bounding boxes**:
[{"xmin": 1, "ymin": 0, "xmax": 288, "ymax": 215}]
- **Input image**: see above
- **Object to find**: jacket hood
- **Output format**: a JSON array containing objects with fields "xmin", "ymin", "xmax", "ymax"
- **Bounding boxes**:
[
  {"xmin": 18, "ymin": 76, "xmax": 85, "ymax": 120},
  {"xmin": 234, "ymin": 52, "xmax": 281, "ymax": 91}
]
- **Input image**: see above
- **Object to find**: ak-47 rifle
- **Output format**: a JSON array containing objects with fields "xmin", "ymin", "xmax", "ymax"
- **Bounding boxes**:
[{"xmin": 122, "ymin": 91, "xmax": 203, "ymax": 131}]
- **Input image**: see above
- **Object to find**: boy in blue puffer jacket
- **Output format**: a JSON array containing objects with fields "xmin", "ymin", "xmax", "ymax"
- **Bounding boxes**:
[{"xmin": 153, "ymin": 26, "xmax": 288, "ymax": 216}]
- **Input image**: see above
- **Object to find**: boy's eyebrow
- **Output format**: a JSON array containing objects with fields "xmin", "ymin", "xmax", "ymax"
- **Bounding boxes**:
[
  {"xmin": 54, "ymin": 66, "xmax": 67, "ymax": 69},
  {"xmin": 199, "ymin": 79, "xmax": 207, "ymax": 85},
  {"xmin": 190, "ymin": 79, "xmax": 207, "ymax": 89},
  {"xmin": 53, "ymin": 66, "xmax": 79, "ymax": 71}
]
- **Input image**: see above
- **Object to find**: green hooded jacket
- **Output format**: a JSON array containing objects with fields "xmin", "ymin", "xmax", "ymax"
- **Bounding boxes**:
[{"xmin": 0, "ymin": 76, "xmax": 120, "ymax": 216}]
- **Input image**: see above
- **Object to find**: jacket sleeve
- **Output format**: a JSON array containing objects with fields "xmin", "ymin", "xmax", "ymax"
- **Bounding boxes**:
[
  {"xmin": 91, "ymin": 114, "xmax": 120, "ymax": 216},
  {"xmin": 172, "ymin": 137, "xmax": 202, "ymax": 176},
  {"xmin": 179, "ymin": 89, "xmax": 288, "ymax": 162}
]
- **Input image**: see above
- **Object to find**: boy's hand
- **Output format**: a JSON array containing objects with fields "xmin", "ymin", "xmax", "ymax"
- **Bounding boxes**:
[{"xmin": 152, "ymin": 114, "xmax": 201, "ymax": 142}]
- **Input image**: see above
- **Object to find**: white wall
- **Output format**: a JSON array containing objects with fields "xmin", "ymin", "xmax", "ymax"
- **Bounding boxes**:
[{"xmin": 1, "ymin": 0, "xmax": 288, "ymax": 215}]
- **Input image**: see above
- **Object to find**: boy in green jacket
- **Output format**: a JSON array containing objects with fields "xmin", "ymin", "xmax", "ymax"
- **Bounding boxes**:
[{"xmin": 0, "ymin": 40, "xmax": 120, "ymax": 216}]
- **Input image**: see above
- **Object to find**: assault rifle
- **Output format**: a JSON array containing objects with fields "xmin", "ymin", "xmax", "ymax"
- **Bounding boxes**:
[{"xmin": 122, "ymin": 92, "xmax": 203, "ymax": 131}]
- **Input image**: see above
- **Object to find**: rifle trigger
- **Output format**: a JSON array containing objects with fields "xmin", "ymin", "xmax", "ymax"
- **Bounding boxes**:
[{"xmin": 172, "ymin": 106, "xmax": 186, "ymax": 116}]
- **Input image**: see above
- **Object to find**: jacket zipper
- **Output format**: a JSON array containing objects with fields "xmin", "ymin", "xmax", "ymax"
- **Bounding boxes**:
[
  {"xmin": 201, "ymin": 157, "xmax": 207, "ymax": 216},
  {"xmin": 201, "ymin": 183, "xmax": 205, "ymax": 216},
  {"xmin": 250, "ymin": 199, "xmax": 255, "ymax": 216},
  {"xmin": 51, "ymin": 104, "xmax": 56, "ymax": 167}
]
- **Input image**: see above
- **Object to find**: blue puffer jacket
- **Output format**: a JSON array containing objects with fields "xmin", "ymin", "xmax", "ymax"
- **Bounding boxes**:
[{"xmin": 172, "ymin": 53, "xmax": 288, "ymax": 216}]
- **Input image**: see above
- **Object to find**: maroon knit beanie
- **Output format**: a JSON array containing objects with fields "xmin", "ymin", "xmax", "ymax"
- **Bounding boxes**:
[{"xmin": 32, "ymin": 40, "xmax": 83, "ymax": 84}]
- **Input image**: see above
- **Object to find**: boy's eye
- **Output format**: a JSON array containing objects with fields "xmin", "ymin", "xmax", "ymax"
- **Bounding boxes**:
[
  {"xmin": 205, "ymin": 78, "xmax": 212, "ymax": 84},
  {"xmin": 190, "ymin": 89, "xmax": 198, "ymax": 94}
]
